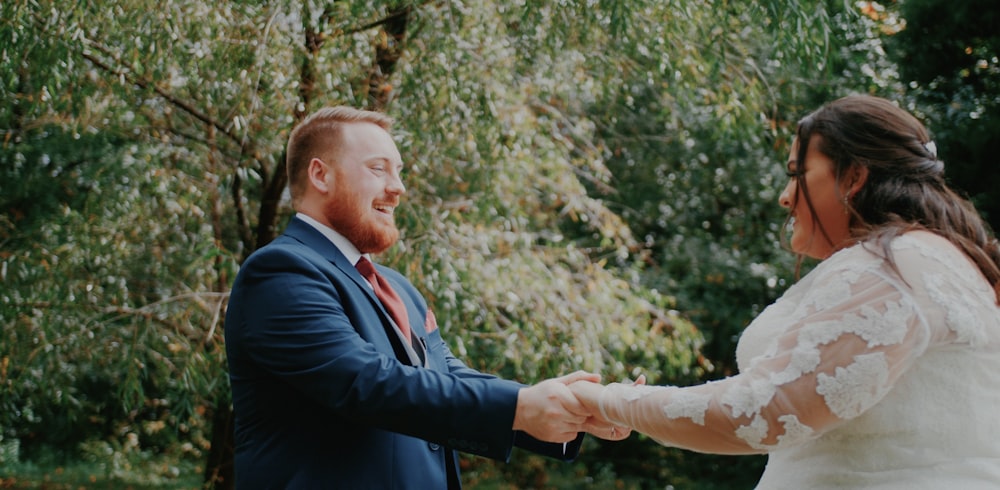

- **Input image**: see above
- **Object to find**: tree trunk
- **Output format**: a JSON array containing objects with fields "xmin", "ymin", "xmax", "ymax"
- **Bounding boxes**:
[
  {"xmin": 367, "ymin": 4, "xmax": 411, "ymax": 110},
  {"xmin": 203, "ymin": 397, "xmax": 235, "ymax": 489}
]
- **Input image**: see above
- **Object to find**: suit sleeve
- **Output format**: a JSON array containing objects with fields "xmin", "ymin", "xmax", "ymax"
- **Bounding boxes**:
[
  {"xmin": 419, "ymin": 321, "xmax": 585, "ymax": 461},
  {"xmin": 394, "ymin": 272, "xmax": 586, "ymax": 462}
]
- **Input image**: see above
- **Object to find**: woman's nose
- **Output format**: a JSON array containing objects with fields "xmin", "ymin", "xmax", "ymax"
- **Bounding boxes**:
[{"xmin": 779, "ymin": 181, "xmax": 793, "ymax": 209}]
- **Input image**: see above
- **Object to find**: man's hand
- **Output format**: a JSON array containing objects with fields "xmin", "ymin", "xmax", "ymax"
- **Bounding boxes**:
[{"xmin": 512, "ymin": 371, "xmax": 601, "ymax": 443}]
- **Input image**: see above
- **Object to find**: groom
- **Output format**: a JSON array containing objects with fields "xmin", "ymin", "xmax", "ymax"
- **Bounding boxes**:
[{"xmin": 224, "ymin": 106, "xmax": 625, "ymax": 488}]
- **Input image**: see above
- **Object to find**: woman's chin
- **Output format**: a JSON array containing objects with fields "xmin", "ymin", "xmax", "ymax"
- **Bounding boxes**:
[
  {"xmin": 790, "ymin": 236, "xmax": 821, "ymax": 259},
  {"xmin": 790, "ymin": 233, "xmax": 806, "ymax": 255}
]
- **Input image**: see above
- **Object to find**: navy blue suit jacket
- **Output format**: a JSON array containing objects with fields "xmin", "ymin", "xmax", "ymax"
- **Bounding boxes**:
[{"xmin": 225, "ymin": 217, "xmax": 583, "ymax": 488}]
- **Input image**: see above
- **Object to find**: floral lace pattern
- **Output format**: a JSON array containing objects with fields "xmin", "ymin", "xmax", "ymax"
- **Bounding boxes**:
[
  {"xmin": 814, "ymin": 352, "xmax": 889, "ymax": 419},
  {"xmin": 598, "ymin": 231, "xmax": 1000, "ymax": 484}
]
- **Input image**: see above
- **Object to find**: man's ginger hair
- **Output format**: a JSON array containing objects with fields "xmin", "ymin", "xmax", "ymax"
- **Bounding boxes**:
[{"xmin": 285, "ymin": 106, "xmax": 394, "ymax": 205}]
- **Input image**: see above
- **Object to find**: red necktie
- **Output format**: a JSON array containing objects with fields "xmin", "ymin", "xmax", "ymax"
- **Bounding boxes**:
[{"xmin": 356, "ymin": 257, "xmax": 412, "ymax": 345}]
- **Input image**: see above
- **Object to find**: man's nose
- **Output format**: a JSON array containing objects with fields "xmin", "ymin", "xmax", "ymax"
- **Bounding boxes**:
[{"xmin": 387, "ymin": 172, "xmax": 406, "ymax": 195}]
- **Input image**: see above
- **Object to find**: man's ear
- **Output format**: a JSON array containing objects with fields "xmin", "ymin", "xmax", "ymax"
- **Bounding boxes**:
[{"xmin": 307, "ymin": 158, "xmax": 330, "ymax": 193}]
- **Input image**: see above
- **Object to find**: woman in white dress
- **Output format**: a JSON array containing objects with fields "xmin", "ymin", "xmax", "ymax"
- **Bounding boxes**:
[{"xmin": 573, "ymin": 94, "xmax": 1000, "ymax": 488}]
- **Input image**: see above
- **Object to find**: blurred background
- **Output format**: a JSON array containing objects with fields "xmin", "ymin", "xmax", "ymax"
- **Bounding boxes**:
[{"xmin": 2, "ymin": 0, "xmax": 997, "ymax": 488}]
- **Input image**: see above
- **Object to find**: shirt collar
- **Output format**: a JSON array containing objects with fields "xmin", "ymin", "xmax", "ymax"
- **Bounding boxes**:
[{"xmin": 295, "ymin": 212, "xmax": 367, "ymax": 266}]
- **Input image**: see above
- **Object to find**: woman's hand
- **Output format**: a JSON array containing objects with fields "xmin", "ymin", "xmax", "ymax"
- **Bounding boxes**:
[{"xmin": 570, "ymin": 375, "xmax": 646, "ymax": 441}]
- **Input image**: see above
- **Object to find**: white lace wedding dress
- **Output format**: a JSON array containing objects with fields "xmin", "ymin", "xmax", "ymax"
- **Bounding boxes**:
[{"xmin": 598, "ymin": 231, "xmax": 1000, "ymax": 488}]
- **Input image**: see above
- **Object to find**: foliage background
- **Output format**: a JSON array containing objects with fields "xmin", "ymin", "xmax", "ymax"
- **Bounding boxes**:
[{"xmin": 2, "ymin": 0, "xmax": 996, "ymax": 488}]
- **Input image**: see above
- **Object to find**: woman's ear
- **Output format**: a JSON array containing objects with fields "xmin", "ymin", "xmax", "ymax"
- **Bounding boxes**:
[
  {"xmin": 307, "ymin": 158, "xmax": 330, "ymax": 193},
  {"xmin": 845, "ymin": 164, "xmax": 869, "ymax": 198}
]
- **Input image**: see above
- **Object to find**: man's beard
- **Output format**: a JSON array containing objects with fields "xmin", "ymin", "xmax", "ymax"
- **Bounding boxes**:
[{"xmin": 324, "ymin": 197, "xmax": 399, "ymax": 254}]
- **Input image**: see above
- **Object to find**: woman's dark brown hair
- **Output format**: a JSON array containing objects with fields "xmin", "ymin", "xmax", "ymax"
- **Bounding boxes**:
[{"xmin": 790, "ymin": 94, "xmax": 1000, "ymax": 301}]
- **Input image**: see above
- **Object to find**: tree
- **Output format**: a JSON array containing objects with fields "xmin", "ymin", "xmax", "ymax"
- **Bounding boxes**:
[
  {"xmin": 5, "ymin": 0, "xmax": 949, "ymax": 487},
  {"xmin": 2, "ymin": 0, "xmax": 703, "ymax": 486},
  {"xmin": 562, "ymin": 0, "xmax": 917, "ymax": 483}
]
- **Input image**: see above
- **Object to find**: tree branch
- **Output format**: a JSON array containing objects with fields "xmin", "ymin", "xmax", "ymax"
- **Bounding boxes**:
[
  {"xmin": 76, "ymin": 40, "xmax": 243, "ymax": 147},
  {"xmin": 341, "ymin": 3, "xmax": 417, "ymax": 36}
]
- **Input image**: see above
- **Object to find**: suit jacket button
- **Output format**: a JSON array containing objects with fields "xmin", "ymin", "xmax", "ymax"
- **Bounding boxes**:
[{"xmin": 428, "ymin": 443, "xmax": 440, "ymax": 451}]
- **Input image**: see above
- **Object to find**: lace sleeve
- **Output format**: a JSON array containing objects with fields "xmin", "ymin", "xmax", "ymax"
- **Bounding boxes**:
[{"xmin": 599, "ymin": 249, "xmax": 934, "ymax": 455}]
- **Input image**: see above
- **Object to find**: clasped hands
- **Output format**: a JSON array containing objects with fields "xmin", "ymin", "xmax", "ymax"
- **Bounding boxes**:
[{"xmin": 513, "ymin": 371, "xmax": 645, "ymax": 443}]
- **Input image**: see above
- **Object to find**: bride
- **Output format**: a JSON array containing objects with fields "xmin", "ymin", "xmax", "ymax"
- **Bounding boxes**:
[{"xmin": 573, "ymin": 95, "xmax": 1000, "ymax": 488}]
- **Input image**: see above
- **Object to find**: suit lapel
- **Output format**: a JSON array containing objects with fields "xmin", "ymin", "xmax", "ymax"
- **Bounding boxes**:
[
  {"xmin": 283, "ymin": 217, "xmax": 426, "ymax": 367},
  {"xmin": 284, "ymin": 218, "xmax": 369, "ymax": 289}
]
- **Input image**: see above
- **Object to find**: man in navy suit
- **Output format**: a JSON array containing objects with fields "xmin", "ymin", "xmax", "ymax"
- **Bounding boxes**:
[{"xmin": 224, "ymin": 106, "xmax": 627, "ymax": 488}]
